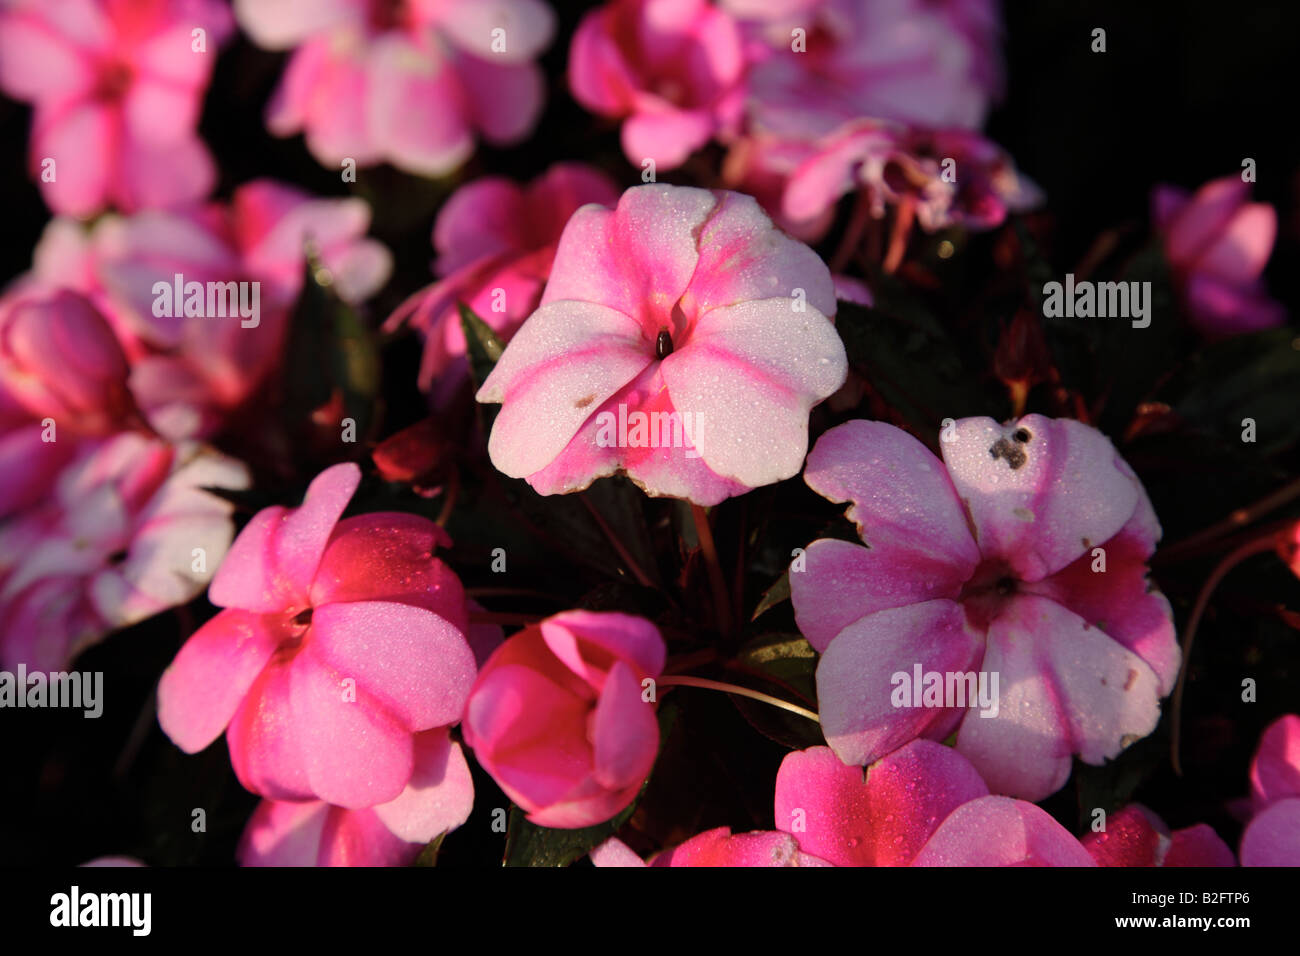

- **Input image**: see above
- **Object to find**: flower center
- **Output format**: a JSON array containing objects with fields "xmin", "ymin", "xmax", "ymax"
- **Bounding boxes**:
[
  {"xmin": 368, "ymin": 0, "xmax": 409, "ymax": 31},
  {"xmin": 958, "ymin": 559, "xmax": 1019, "ymax": 631},
  {"xmin": 655, "ymin": 327, "xmax": 674, "ymax": 359},
  {"xmin": 93, "ymin": 60, "xmax": 133, "ymax": 102}
]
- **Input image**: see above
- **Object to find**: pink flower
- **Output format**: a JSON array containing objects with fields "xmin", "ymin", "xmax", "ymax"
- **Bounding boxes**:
[
  {"xmin": 595, "ymin": 741, "xmax": 1094, "ymax": 866},
  {"xmin": 1080, "ymin": 804, "xmax": 1234, "ymax": 867},
  {"xmin": 0, "ymin": 432, "xmax": 248, "ymax": 670},
  {"xmin": 19, "ymin": 180, "xmax": 391, "ymax": 440},
  {"xmin": 791, "ymin": 417, "xmax": 1179, "ymax": 801},
  {"xmin": 157, "ymin": 463, "xmax": 477, "ymax": 809},
  {"xmin": 569, "ymin": 0, "xmax": 745, "ymax": 170},
  {"xmin": 462, "ymin": 610, "xmax": 665, "ymax": 828},
  {"xmin": 476, "ymin": 184, "xmax": 847, "ymax": 505},
  {"xmin": 592, "ymin": 828, "xmax": 827, "ymax": 867},
  {"xmin": 1240, "ymin": 714, "xmax": 1300, "ymax": 866},
  {"xmin": 0, "ymin": 0, "xmax": 233, "ymax": 217},
  {"xmin": 1152, "ymin": 175, "xmax": 1285, "ymax": 338},
  {"xmin": 732, "ymin": 0, "xmax": 1004, "ymax": 139},
  {"xmin": 0, "ymin": 288, "xmax": 135, "ymax": 517},
  {"xmin": 235, "ymin": 0, "xmax": 555, "ymax": 176},
  {"xmin": 238, "ymin": 730, "xmax": 474, "ymax": 866},
  {"xmin": 783, "ymin": 121, "xmax": 1042, "ymax": 237},
  {"xmin": 386, "ymin": 163, "xmax": 620, "ymax": 395}
]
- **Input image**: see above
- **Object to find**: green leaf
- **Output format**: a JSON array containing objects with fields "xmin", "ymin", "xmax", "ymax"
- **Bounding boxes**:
[
  {"xmin": 458, "ymin": 301, "xmax": 505, "ymax": 388},
  {"xmin": 726, "ymin": 633, "xmax": 823, "ymax": 751},
  {"xmin": 751, "ymin": 571, "xmax": 790, "ymax": 621},
  {"xmin": 1164, "ymin": 327, "xmax": 1300, "ymax": 455}
]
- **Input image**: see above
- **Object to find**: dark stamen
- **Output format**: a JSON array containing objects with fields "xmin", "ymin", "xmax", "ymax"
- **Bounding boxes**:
[{"xmin": 655, "ymin": 329, "xmax": 674, "ymax": 359}]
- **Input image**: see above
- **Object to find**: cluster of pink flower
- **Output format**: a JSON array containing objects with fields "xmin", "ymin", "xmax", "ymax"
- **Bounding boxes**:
[{"xmin": 0, "ymin": 0, "xmax": 1293, "ymax": 868}]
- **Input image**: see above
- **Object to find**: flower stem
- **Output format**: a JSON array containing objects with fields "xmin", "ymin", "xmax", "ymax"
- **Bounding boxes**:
[
  {"xmin": 1169, "ymin": 534, "xmax": 1278, "ymax": 775},
  {"xmin": 692, "ymin": 503, "xmax": 733, "ymax": 635},
  {"xmin": 581, "ymin": 493, "xmax": 656, "ymax": 588},
  {"xmin": 882, "ymin": 193, "xmax": 916, "ymax": 274},
  {"xmin": 1156, "ymin": 476, "xmax": 1300, "ymax": 564},
  {"xmin": 657, "ymin": 675, "xmax": 820, "ymax": 723}
]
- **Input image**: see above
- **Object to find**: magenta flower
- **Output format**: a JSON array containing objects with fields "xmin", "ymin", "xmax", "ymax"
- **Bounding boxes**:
[
  {"xmin": 791, "ymin": 417, "xmax": 1179, "ymax": 801},
  {"xmin": 238, "ymin": 729, "xmax": 474, "ymax": 867},
  {"xmin": 1240, "ymin": 714, "xmax": 1300, "ymax": 866},
  {"xmin": 235, "ymin": 0, "xmax": 555, "ymax": 176},
  {"xmin": 774, "ymin": 743, "xmax": 1094, "ymax": 866},
  {"xmin": 732, "ymin": 0, "xmax": 1004, "ymax": 139},
  {"xmin": 462, "ymin": 610, "xmax": 665, "ymax": 828},
  {"xmin": 0, "ymin": 433, "xmax": 248, "ymax": 670},
  {"xmin": 1080, "ymin": 804, "xmax": 1234, "ymax": 867},
  {"xmin": 476, "ymin": 183, "xmax": 848, "ymax": 505},
  {"xmin": 783, "ymin": 121, "xmax": 1042, "ymax": 237},
  {"xmin": 157, "ymin": 463, "xmax": 477, "ymax": 809},
  {"xmin": 569, "ymin": 0, "xmax": 746, "ymax": 170},
  {"xmin": 386, "ymin": 163, "xmax": 620, "ymax": 396},
  {"xmin": 1152, "ymin": 175, "xmax": 1285, "ymax": 338},
  {"xmin": 594, "ymin": 741, "xmax": 1094, "ymax": 866},
  {"xmin": 0, "ymin": 0, "xmax": 233, "ymax": 217},
  {"xmin": 20, "ymin": 180, "xmax": 391, "ymax": 439},
  {"xmin": 0, "ymin": 288, "xmax": 135, "ymax": 517}
]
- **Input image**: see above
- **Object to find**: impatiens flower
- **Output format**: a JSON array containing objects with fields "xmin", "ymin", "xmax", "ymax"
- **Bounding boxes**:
[
  {"xmin": 386, "ymin": 163, "xmax": 620, "ymax": 395},
  {"xmin": 1080, "ymin": 804, "xmax": 1234, "ymax": 867},
  {"xmin": 569, "ymin": 0, "xmax": 745, "ymax": 170},
  {"xmin": 791, "ymin": 417, "xmax": 1179, "ymax": 801},
  {"xmin": 732, "ymin": 0, "xmax": 1004, "ymax": 139},
  {"xmin": 462, "ymin": 610, "xmax": 665, "ymax": 828},
  {"xmin": 0, "ymin": 0, "xmax": 234, "ymax": 217},
  {"xmin": 17, "ymin": 180, "xmax": 391, "ymax": 440},
  {"xmin": 157, "ymin": 463, "xmax": 477, "ymax": 809},
  {"xmin": 1152, "ymin": 175, "xmax": 1285, "ymax": 338},
  {"xmin": 783, "ymin": 121, "xmax": 1042, "ymax": 238},
  {"xmin": 1240, "ymin": 714, "xmax": 1300, "ymax": 866},
  {"xmin": 594, "ymin": 741, "xmax": 1094, "ymax": 866},
  {"xmin": 0, "ymin": 432, "xmax": 249, "ymax": 670},
  {"xmin": 0, "ymin": 288, "xmax": 135, "ymax": 517},
  {"xmin": 592, "ymin": 828, "xmax": 828, "ymax": 867},
  {"xmin": 235, "ymin": 0, "xmax": 555, "ymax": 176},
  {"xmin": 476, "ymin": 184, "xmax": 848, "ymax": 505},
  {"xmin": 238, "ymin": 730, "xmax": 474, "ymax": 867}
]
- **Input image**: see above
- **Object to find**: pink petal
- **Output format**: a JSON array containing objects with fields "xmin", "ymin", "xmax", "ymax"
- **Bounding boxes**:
[
  {"xmin": 1165, "ymin": 176, "xmax": 1250, "ymax": 266},
  {"xmin": 433, "ymin": 177, "xmax": 527, "ymax": 276},
  {"xmin": 653, "ymin": 827, "xmax": 819, "ymax": 867},
  {"xmin": 913, "ymin": 796, "xmax": 1096, "ymax": 866},
  {"xmin": 941, "ymin": 415, "xmax": 1140, "ymax": 583},
  {"xmin": 436, "ymin": 0, "xmax": 555, "ymax": 62},
  {"xmin": 1022, "ymin": 489, "xmax": 1179, "ymax": 694},
  {"xmin": 478, "ymin": 300, "xmax": 651, "ymax": 479},
  {"xmin": 115, "ymin": 131, "xmax": 216, "ymax": 212},
  {"xmin": 621, "ymin": 106, "xmax": 715, "ymax": 170},
  {"xmin": 590, "ymin": 836, "xmax": 648, "ymax": 867},
  {"xmin": 305, "ymin": 599, "xmax": 476, "ymax": 731},
  {"xmin": 157, "ymin": 609, "xmax": 283, "ymax": 754},
  {"xmin": 956, "ymin": 594, "xmax": 1161, "ymax": 801},
  {"xmin": 367, "ymin": 34, "xmax": 474, "ymax": 176},
  {"xmin": 233, "ymin": 0, "xmax": 356, "ymax": 50},
  {"xmin": 288, "ymin": 645, "xmax": 414, "ymax": 808},
  {"xmin": 209, "ymin": 462, "xmax": 360, "ymax": 614},
  {"xmin": 590, "ymin": 660, "xmax": 659, "ymax": 791},
  {"xmin": 0, "ymin": 10, "xmax": 93, "ymax": 101},
  {"xmin": 455, "ymin": 54, "xmax": 546, "ymax": 145},
  {"xmin": 817, "ymin": 599, "xmax": 984, "ymax": 767},
  {"xmin": 309, "ymin": 514, "xmax": 462, "ymax": 623},
  {"xmin": 1196, "ymin": 203, "xmax": 1276, "ymax": 284},
  {"xmin": 1250, "ymin": 714, "xmax": 1300, "ymax": 810},
  {"xmin": 774, "ymin": 742, "xmax": 988, "ymax": 867},
  {"xmin": 31, "ymin": 101, "xmax": 115, "ymax": 218},
  {"xmin": 539, "ymin": 610, "xmax": 666, "ymax": 686},
  {"xmin": 1240, "ymin": 798, "xmax": 1300, "ymax": 866},
  {"xmin": 372, "ymin": 731, "xmax": 475, "ymax": 843},
  {"xmin": 661, "ymin": 298, "xmax": 846, "ymax": 487},
  {"xmin": 539, "ymin": 185, "xmax": 716, "ymax": 328},
  {"xmin": 227, "ymin": 659, "xmax": 315, "ymax": 801},
  {"xmin": 683, "ymin": 189, "xmax": 836, "ymax": 320}
]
